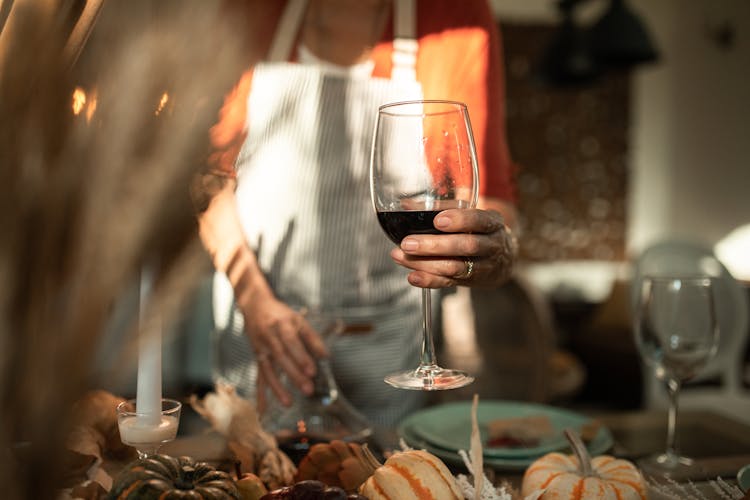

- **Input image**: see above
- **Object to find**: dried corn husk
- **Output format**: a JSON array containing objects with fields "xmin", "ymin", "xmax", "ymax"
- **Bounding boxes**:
[
  {"xmin": 471, "ymin": 394, "xmax": 484, "ymax": 499},
  {"xmin": 191, "ymin": 383, "xmax": 296, "ymax": 489},
  {"xmin": 455, "ymin": 394, "xmax": 517, "ymax": 500}
]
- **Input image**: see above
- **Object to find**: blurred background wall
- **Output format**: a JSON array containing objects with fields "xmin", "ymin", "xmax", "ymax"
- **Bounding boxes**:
[
  {"xmin": 492, "ymin": 0, "xmax": 750, "ymax": 406},
  {"xmin": 492, "ymin": 0, "xmax": 750, "ymax": 260},
  {"xmin": 481, "ymin": 0, "xmax": 750, "ymax": 410}
]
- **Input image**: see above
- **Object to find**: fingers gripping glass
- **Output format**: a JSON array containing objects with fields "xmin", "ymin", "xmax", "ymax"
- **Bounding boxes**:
[{"xmin": 370, "ymin": 100, "xmax": 478, "ymax": 390}]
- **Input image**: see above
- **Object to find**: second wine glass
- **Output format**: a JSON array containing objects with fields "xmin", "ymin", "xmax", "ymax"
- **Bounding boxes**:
[
  {"xmin": 634, "ymin": 276, "xmax": 719, "ymax": 476},
  {"xmin": 370, "ymin": 100, "xmax": 478, "ymax": 391}
]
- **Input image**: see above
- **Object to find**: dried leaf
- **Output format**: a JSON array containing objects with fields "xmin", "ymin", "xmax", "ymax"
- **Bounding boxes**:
[
  {"xmin": 69, "ymin": 390, "xmax": 134, "ymax": 460},
  {"xmin": 471, "ymin": 393, "xmax": 484, "ymax": 500},
  {"xmin": 228, "ymin": 441, "xmax": 257, "ymax": 475},
  {"xmin": 59, "ymin": 448, "xmax": 99, "ymax": 489},
  {"xmin": 69, "ymin": 481, "xmax": 107, "ymax": 500}
]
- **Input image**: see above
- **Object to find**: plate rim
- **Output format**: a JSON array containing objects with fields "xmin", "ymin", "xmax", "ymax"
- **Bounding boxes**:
[
  {"xmin": 397, "ymin": 400, "xmax": 614, "ymax": 469},
  {"xmin": 401, "ymin": 400, "xmax": 596, "ymax": 458},
  {"xmin": 737, "ymin": 463, "xmax": 750, "ymax": 492}
]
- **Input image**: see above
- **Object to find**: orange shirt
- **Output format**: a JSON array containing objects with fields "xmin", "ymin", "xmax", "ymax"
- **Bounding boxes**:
[{"xmin": 209, "ymin": 0, "xmax": 516, "ymax": 202}]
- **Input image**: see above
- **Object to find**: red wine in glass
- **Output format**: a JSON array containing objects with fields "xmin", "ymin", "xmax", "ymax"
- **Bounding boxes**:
[
  {"xmin": 276, "ymin": 433, "xmax": 329, "ymax": 465},
  {"xmin": 376, "ymin": 210, "xmax": 446, "ymax": 244}
]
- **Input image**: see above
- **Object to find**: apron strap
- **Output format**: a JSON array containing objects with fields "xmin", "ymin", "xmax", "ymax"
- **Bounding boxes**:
[
  {"xmin": 266, "ymin": 0, "xmax": 417, "ymax": 81},
  {"xmin": 267, "ymin": 0, "xmax": 308, "ymax": 63},
  {"xmin": 392, "ymin": 0, "xmax": 417, "ymax": 82}
]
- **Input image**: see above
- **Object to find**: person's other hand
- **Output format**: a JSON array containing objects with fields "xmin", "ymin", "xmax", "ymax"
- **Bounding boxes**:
[
  {"xmin": 389, "ymin": 208, "xmax": 517, "ymax": 289},
  {"xmin": 239, "ymin": 298, "xmax": 329, "ymax": 412}
]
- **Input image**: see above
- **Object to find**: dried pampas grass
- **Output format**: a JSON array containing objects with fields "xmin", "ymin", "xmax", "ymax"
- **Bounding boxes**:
[{"xmin": 0, "ymin": 1, "xmax": 245, "ymax": 497}]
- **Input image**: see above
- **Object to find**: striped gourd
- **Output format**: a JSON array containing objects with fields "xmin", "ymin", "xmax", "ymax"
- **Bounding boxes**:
[
  {"xmin": 521, "ymin": 432, "xmax": 647, "ymax": 500},
  {"xmin": 358, "ymin": 449, "xmax": 463, "ymax": 500}
]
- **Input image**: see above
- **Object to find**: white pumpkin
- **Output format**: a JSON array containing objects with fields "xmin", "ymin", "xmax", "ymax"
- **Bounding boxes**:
[
  {"xmin": 521, "ymin": 430, "xmax": 647, "ymax": 500},
  {"xmin": 522, "ymin": 452, "xmax": 647, "ymax": 500}
]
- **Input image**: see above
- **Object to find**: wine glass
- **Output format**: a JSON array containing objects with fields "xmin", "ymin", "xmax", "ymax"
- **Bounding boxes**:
[
  {"xmin": 116, "ymin": 398, "xmax": 182, "ymax": 458},
  {"xmin": 370, "ymin": 99, "xmax": 477, "ymax": 390},
  {"xmin": 634, "ymin": 276, "xmax": 719, "ymax": 476}
]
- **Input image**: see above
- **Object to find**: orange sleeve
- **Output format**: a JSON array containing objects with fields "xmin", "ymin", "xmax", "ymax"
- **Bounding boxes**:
[
  {"xmin": 207, "ymin": 70, "xmax": 253, "ymax": 177},
  {"xmin": 372, "ymin": 0, "xmax": 517, "ymax": 202}
]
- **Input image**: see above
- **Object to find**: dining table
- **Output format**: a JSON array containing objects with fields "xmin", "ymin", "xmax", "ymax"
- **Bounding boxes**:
[
  {"xmin": 525, "ymin": 408, "xmax": 750, "ymax": 495},
  {"xmin": 158, "ymin": 402, "xmax": 750, "ymax": 498},
  {"xmin": 588, "ymin": 408, "xmax": 750, "ymax": 497}
]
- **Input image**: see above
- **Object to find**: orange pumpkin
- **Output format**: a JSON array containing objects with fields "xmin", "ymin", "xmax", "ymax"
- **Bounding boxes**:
[
  {"xmin": 358, "ymin": 449, "xmax": 463, "ymax": 500},
  {"xmin": 521, "ymin": 431, "xmax": 646, "ymax": 500},
  {"xmin": 295, "ymin": 440, "xmax": 373, "ymax": 492}
]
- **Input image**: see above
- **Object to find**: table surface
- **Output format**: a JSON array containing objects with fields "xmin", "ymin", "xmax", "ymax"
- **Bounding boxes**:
[
  {"xmin": 498, "ymin": 408, "xmax": 750, "ymax": 495},
  {"xmin": 159, "ymin": 406, "xmax": 750, "ymax": 496},
  {"xmin": 594, "ymin": 409, "xmax": 750, "ymax": 486}
]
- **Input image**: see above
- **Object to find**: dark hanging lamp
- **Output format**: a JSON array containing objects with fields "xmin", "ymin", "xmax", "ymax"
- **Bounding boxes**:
[
  {"xmin": 536, "ymin": 0, "xmax": 600, "ymax": 87},
  {"xmin": 588, "ymin": 0, "xmax": 659, "ymax": 67}
]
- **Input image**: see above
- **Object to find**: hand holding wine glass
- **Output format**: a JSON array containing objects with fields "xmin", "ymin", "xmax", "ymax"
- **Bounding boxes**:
[
  {"xmin": 388, "ymin": 206, "xmax": 516, "ymax": 289},
  {"xmin": 370, "ymin": 99, "xmax": 478, "ymax": 390},
  {"xmin": 634, "ymin": 276, "xmax": 719, "ymax": 476}
]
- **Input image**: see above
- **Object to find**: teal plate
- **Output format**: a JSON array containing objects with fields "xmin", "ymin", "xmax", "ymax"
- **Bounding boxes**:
[
  {"xmin": 397, "ymin": 400, "xmax": 614, "ymax": 470},
  {"xmin": 406, "ymin": 400, "xmax": 576, "ymax": 458},
  {"xmin": 738, "ymin": 464, "xmax": 750, "ymax": 493}
]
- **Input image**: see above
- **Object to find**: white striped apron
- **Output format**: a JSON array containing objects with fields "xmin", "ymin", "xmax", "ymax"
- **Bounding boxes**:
[{"xmin": 212, "ymin": 0, "xmax": 426, "ymax": 428}]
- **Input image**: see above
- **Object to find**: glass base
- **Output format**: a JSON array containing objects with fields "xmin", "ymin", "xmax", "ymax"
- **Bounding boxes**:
[
  {"xmin": 135, "ymin": 446, "xmax": 162, "ymax": 459},
  {"xmin": 384, "ymin": 365, "xmax": 474, "ymax": 391},
  {"xmin": 638, "ymin": 452, "xmax": 701, "ymax": 480}
]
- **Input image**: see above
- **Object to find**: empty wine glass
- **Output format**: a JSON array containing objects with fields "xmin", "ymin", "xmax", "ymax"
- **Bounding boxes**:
[
  {"xmin": 634, "ymin": 276, "xmax": 719, "ymax": 476},
  {"xmin": 116, "ymin": 398, "xmax": 181, "ymax": 458},
  {"xmin": 370, "ymin": 99, "xmax": 477, "ymax": 390}
]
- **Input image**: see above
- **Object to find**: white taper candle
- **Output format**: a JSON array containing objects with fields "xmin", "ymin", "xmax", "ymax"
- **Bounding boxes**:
[{"xmin": 136, "ymin": 264, "xmax": 162, "ymax": 426}]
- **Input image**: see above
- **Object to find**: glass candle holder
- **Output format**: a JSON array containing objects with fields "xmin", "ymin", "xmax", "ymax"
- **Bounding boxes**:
[{"xmin": 116, "ymin": 398, "xmax": 182, "ymax": 458}]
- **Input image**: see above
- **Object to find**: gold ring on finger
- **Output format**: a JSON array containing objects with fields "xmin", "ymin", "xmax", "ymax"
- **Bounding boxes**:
[{"xmin": 458, "ymin": 258, "xmax": 474, "ymax": 279}]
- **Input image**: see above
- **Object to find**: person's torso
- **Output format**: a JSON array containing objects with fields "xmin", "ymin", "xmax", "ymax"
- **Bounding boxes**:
[{"xmin": 233, "ymin": 0, "xmax": 422, "ymax": 311}]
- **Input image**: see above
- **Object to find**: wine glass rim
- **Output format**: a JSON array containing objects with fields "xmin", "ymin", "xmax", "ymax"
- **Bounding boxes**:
[{"xmin": 378, "ymin": 99, "xmax": 467, "ymax": 116}]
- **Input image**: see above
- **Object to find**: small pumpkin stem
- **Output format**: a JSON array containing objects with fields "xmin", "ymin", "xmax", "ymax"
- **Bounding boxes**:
[
  {"xmin": 234, "ymin": 460, "xmax": 242, "ymax": 479},
  {"xmin": 359, "ymin": 444, "xmax": 383, "ymax": 474},
  {"xmin": 564, "ymin": 428, "xmax": 595, "ymax": 478}
]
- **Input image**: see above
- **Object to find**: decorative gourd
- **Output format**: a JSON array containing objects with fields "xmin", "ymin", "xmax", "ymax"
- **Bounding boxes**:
[
  {"xmin": 358, "ymin": 448, "xmax": 463, "ymax": 500},
  {"xmin": 108, "ymin": 454, "xmax": 241, "ymax": 499},
  {"xmin": 295, "ymin": 440, "xmax": 373, "ymax": 493},
  {"xmin": 260, "ymin": 479, "xmax": 367, "ymax": 499},
  {"xmin": 521, "ymin": 430, "xmax": 647, "ymax": 500},
  {"xmin": 236, "ymin": 472, "xmax": 268, "ymax": 500}
]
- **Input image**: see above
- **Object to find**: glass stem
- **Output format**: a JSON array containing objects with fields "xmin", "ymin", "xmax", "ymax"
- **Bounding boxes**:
[
  {"xmin": 419, "ymin": 288, "xmax": 438, "ymax": 370},
  {"xmin": 665, "ymin": 376, "xmax": 681, "ymax": 457}
]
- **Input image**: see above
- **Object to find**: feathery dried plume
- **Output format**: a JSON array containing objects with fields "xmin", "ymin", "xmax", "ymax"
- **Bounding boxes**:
[{"xmin": 0, "ymin": 1, "xmax": 246, "ymax": 497}]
